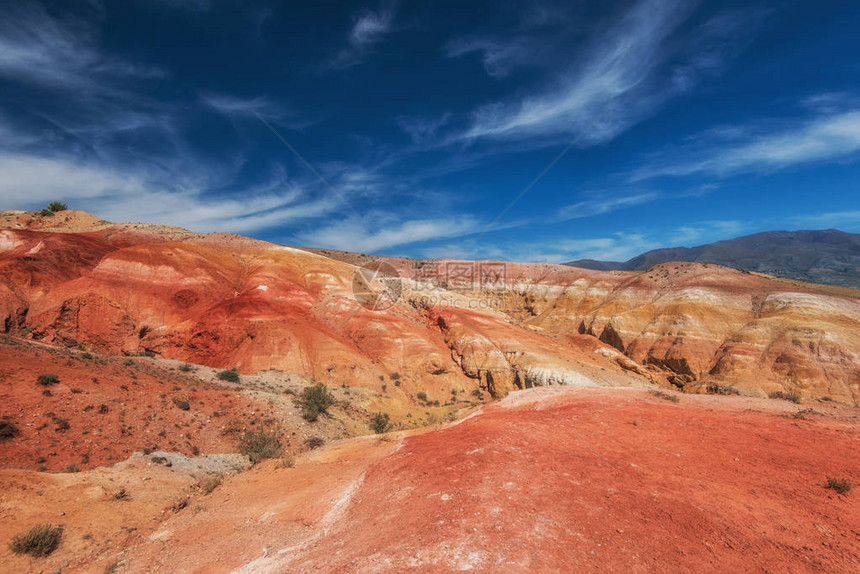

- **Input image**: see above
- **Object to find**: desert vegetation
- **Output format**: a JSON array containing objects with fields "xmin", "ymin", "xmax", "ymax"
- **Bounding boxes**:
[
  {"xmin": 198, "ymin": 475, "xmax": 223, "ymax": 495},
  {"xmin": 295, "ymin": 384, "xmax": 336, "ymax": 422},
  {"xmin": 217, "ymin": 368, "xmax": 240, "ymax": 383},
  {"xmin": 238, "ymin": 428, "xmax": 282, "ymax": 464},
  {"xmin": 650, "ymin": 389, "xmax": 680, "ymax": 403},
  {"xmin": 305, "ymin": 436, "xmax": 325, "ymax": 450},
  {"xmin": 769, "ymin": 391, "xmax": 802, "ymax": 404},
  {"xmin": 0, "ymin": 418, "xmax": 20, "ymax": 440},
  {"xmin": 8, "ymin": 524, "xmax": 63, "ymax": 557},
  {"xmin": 369, "ymin": 413, "xmax": 391, "ymax": 434},
  {"xmin": 825, "ymin": 477, "xmax": 852, "ymax": 495},
  {"xmin": 37, "ymin": 373, "xmax": 60, "ymax": 386},
  {"xmin": 706, "ymin": 383, "xmax": 740, "ymax": 395}
]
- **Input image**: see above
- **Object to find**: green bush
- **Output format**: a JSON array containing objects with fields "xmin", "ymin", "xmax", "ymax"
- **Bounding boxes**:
[
  {"xmin": 825, "ymin": 477, "xmax": 852, "ymax": 495},
  {"xmin": 295, "ymin": 384, "xmax": 336, "ymax": 422},
  {"xmin": 369, "ymin": 413, "xmax": 391, "ymax": 434},
  {"xmin": 173, "ymin": 398, "xmax": 190, "ymax": 411},
  {"xmin": 37, "ymin": 373, "xmax": 60, "ymax": 386},
  {"xmin": 304, "ymin": 436, "xmax": 325, "ymax": 450},
  {"xmin": 239, "ymin": 428, "xmax": 282, "ymax": 464},
  {"xmin": 416, "ymin": 391, "xmax": 428, "ymax": 402},
  {"xmin": 0, "ymin": 419, "xmax": 20, "ymax": 440},
  {"xmin": 706, "ymin": 383, "xmax": 740, "ymax": 396},
  {"xmin": 769, "ymin": 391, "xmax": 801, "ymax": 404},
  {"xmin": 650, "ymin": 389, "xmax": 680, "ymax": 403},
  {"xmin": 8, "ymin": 523, "xmax": 63, "ymax": 557},
  {"xmin": 47, "ymin": 202, "xmax": 68, "ymax": 212},
  {"xmin": 217, "ymin": 369, "xmax": 240, "ymax": 383}
]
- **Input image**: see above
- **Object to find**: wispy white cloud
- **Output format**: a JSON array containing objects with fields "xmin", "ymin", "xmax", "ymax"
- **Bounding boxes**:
[
  {"xmin": 420, "ymin": 232, "xmax": 662, "ymax": 264},
  {"xmin": 0, "ymin": 152, "xmax": 342, "ymax": 234},
  {"xmin": 350, "ymin": 5, "xmax": 395, "ymax": 46},
  {"xmin": 201, "ymin": 93, "xmax": 286, "ymax": 119},
  {"xmin": 397, "ymin": 113, "xmax": 452, "ymax": 144},
  {"xmin": 787, "ymin": 210, "xmax": 860, "ymax": 230},
  {"xmin": 552, "ymin": 233, "xmax": 661, "ymax": 263},
  {"xmin": 455, "ymin": 1, "xmax": 763, "ymax": 147},
  {"xmin": 446, "ymin": 37, "xmax": 544, "ymax": 79},
  {"xmin": 444, "ymin": 2, "xmax": 575, "ymax": 79},
  {"xmin": 0, "ymin": 1, "xmax": 163, "ymax": 92},
  {"xmin": 328, "ymin": 2, "xmax": 396, "ymax": 70},
  {"xmin": 799, "ymin": 92, "xmax": 855, "ymax": 114},
  {"xmin": 0, "ymin": 154, "xmax": 145, "ymax": 201},
  {"xmin": 631, "ymin": 109, "xmax": 860, "ymax": 181},
  {"xmin": 200, "ymin": 92, "xmax": 320, "ymax": 129},
  {"xmin": 668, "ymin": 220, "xmax": 745, "ymax": 246},
  {"xmin": 297, "ymin": 213, "xmax": 481, "ymax": 252},
  {"xmin": 554, "ymin": 192, "xmax": 660, "ymax": 221}
]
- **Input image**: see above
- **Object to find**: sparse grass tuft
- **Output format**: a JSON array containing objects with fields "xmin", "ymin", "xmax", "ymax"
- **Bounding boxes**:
[
  {"xmin": 650, "ymin": 389, "xmax": 680, "ymax": 403},
  {"xmin": 706, "ymin": 383, "xmax": 740, "ymax": 396},
  {"xmin": 198, "ymin": 475, "xmax": 222, "ymax": 495},
  {"xmin": 769, "ymin": 391, "xmax": 801, "ymax": 404},
  {"xmin": 113, "ymin": 488, "xmax": 130, "ymax": 501},
  {"xmin": 793, "ymin": 408, "xmax": 819, "ymax": 420},
  {"xmin": 305, "ymin": 436, "xmax": 325, "ymax": 450},
  {"xmin": 825, "ymin": 477, "xmax": 852, "ymax": 495},
  {"xmin": 8, "ymin": 523, "xmax": 63, "ymax": 557},
  {"xmin": 179, "ymin": 363, "xmax": 194, "ymax": 372},
  {"xmin": 239, "ymin": 428, "xmax": 282, "ymax": 464}
]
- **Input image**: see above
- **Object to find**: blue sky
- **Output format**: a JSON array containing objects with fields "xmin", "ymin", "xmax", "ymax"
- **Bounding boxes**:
[{"xmin": 1, "ymin": 0, "xmax": 859, "ymax": 262}]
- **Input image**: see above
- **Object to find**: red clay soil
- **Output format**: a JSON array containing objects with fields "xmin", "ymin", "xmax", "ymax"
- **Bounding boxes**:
[
  {"xmin": 0, "ymin": 339, "xmax": 270, "ymax": 472},
  {"xmin": 115, "ymin": 387, "xmax": 858, "ymax": 573}
]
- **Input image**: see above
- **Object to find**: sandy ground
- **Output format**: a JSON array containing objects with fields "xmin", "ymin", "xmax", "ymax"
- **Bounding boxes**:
[{"xmin": 16, "ymin": 386, "xmax": 846, "ymax": 574}]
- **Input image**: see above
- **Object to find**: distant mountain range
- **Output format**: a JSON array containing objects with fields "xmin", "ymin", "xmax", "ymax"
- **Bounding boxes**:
[{"xmin": 565, "ymin": 229, "xmax": 860, "ymax": 289}]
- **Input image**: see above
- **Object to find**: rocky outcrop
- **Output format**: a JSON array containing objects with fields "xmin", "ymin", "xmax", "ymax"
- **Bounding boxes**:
[
  {"xmin": 0, "ymin": 219, "xmax": 642, "ymax": 403},
  {"xmin": 392, "ymin": 259, "xmax": 860, "ymax": 403},
  {"xmin": 2, "ymin": 213, "xmax": 858, "ymax": 404}
]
